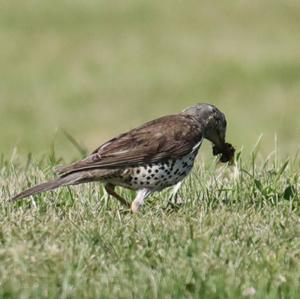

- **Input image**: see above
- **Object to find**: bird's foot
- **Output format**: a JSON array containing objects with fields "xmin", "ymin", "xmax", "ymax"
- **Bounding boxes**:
[
  {"xmin": 118, "ymin": 207, "xmax": 132, "ymax": 215},
  {"xmin": 165, "ymin": 196, "xmax": 185, "ymax": 212},
  {"xmin": 131, "ymin": 201, "xmax": 141, "ymax": 213}
]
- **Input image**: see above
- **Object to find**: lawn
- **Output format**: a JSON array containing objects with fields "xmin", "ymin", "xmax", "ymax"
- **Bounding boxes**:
[
  {"xmin": 0, "ymin": 1, "xmax": 299, "ymax": 298},
  {"xmin": 1, "ymin": 152, "xmax": 299, "ymax": 298}
]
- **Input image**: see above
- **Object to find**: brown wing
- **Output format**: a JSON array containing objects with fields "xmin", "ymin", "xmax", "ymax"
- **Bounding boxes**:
[{"xmin": 57, "ymin": 114, "xmax": 202, "ymax": 177}]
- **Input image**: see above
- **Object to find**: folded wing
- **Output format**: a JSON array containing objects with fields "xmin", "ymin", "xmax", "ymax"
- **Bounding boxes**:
[{"xmin": 57, "ymin": 114, "xmax": 202, "ymax": 177}]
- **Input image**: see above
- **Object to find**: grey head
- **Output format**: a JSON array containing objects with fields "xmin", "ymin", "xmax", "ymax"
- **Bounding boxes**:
[{"xmin": 182, "ymin": 103, "xmax": 235, "ymax": 162}]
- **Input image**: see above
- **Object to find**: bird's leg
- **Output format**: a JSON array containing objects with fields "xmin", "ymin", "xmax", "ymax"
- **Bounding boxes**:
[
  {"xmin": 169, "ymin": 181, "xmax": 184, "ymax": 205},
  {"xmin": 165, "ymin": 181, "xmax": 184, "ymax": 211},
  {"xmin": 131, "ymin": 189, "xmax": 152, "ymax": 213},
  {"xmin": 104, "ymin": 183, "xmax": 130, "ymax": 208}
]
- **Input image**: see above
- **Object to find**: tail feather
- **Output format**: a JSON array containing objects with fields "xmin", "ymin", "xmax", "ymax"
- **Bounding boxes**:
[{"xmin": 10, "ymin": 173, "xmax": 82, "ymax": 202}]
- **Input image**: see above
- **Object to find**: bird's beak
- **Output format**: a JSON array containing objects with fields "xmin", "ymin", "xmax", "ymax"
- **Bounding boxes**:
[{"xmin": 212, "ymin": 134, "xmax": 226, "ymax": 151}]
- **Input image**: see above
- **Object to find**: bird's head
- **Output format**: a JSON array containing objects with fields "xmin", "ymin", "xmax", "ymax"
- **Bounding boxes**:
[{"xmin": 183, "ymin": 103, "xmax": 235, "ymax": 163}]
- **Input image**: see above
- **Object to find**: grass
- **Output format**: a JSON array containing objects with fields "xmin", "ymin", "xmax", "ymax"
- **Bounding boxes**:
[
  {"xmin": 0, "ymin": 0, "xmax": 300, "ymax": 298},
  {"xmin": 0, "ymin": 147, "xmax": 299, "ymax": 298}
]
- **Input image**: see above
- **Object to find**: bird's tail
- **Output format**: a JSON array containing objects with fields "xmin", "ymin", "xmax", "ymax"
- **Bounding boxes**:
[{"xmin": 10, "ymin": 173, "xmax": 85, "ymax": 202}]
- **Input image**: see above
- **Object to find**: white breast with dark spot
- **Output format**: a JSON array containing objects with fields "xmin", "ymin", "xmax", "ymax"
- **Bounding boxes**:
[{"xmin": 116, "ymin": 141, "xmax": 202, "ymax": 191}]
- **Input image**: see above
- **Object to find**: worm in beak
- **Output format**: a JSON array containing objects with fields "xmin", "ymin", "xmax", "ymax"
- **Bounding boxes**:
[{"xmin": 212, "ymin": 142, "xmax": 235, "ymax": 163}]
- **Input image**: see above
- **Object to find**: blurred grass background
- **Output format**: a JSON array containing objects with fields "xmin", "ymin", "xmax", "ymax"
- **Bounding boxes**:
[{"xmin": 0, "ymin": 0, "xmax": 299, "ymax": 159}]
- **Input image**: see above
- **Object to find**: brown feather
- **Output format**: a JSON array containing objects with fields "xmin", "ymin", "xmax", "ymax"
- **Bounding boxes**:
[
  {"xmin": 10, "ymin": 176, "xmax": 74, "ymax": 202},
  {"xmin": 57, "ymin": 114, "xmax": 202, "ymax": 177},
  {"xmin": 10, "ymin": 169, "xmax": 119, "ymax": 202}
]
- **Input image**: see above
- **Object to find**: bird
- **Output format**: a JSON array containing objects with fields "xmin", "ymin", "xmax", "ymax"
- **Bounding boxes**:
[{"xmin": 10, "ymin": 103, "xmax": 235, "ymax": 213}]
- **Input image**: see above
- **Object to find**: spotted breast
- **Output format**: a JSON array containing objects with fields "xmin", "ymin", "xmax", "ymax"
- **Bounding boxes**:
[{"xmin": 108, "ymin": 141, "xmax": 202, "ymax": 191}]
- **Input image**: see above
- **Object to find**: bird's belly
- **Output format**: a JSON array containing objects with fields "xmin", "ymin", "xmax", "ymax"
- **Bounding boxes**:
[{"xmin": 113, "ymin": 151, "xmax": 198, "ymax": 190}]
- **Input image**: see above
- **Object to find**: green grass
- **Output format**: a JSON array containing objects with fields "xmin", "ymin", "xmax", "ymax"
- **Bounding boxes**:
[
  {"xmin": 0, "ymin": 149, "xmax": 299, "ymax": 299},
  {"xmin": 0, "ymin": 0, "xmax": 300, "ymax": 298}
]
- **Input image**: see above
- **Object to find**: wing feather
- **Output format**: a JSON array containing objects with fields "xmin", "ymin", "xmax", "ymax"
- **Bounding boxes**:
[{"xmin": 57, "ymin": 114, "xmax": 202, "ymax": 177}]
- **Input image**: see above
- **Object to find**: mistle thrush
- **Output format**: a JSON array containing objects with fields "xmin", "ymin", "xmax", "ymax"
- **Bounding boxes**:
[{"xmin": 10, "ymin": 103, "xmax": 235, "ymax": 212}]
